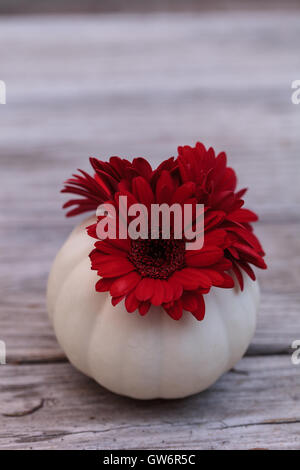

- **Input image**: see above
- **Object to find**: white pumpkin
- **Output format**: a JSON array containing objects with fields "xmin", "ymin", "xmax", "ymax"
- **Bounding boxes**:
[{"xmin": 47, "ymin": 216, "xmax": 260, "ymax": 400}]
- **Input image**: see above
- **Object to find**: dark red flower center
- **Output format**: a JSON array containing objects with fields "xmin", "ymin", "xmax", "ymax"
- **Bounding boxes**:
[{"xmin": 128, "ymin": 238, "xmax": 185, "ymax": 279}]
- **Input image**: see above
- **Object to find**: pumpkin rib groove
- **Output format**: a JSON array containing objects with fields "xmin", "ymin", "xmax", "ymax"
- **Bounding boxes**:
[
  {"xmin": 51, "ymin": 256, "xmax": 99, "ymax": 378},
  {"xmin": 47, "ymin": 217, "xmax": 95, "ymax": 321},
  {"xmin": 211, "ymin": 290, "xmax": 232, "ymax": 376},
  {"xmin": 225, "ymin": 273, "xmax": 257, "ymax": 371},
  {"xmin": 86, "ymin": 294, "xmax": 121, "ymax": 389},
  {"xmin": 157, "ymin": 306, "xmax": 165, "ymax": 398},
  {"xmin": 115, "ymin": 300, "xmax": 134, "ymax": 398},
  {"xmin": 47, "ymin": 219, "xmax": 260, "ymax": 399}
]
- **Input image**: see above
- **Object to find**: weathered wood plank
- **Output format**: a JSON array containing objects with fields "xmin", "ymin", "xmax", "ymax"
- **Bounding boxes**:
[
  {"xmin": 0, "ymin": 355, "xmax": 299, "ymax": 450},
  {"xmin": 0, "ymin": 13, "xmax": 300, "ymax": 223},
  {"xmin": 1, "ymin": 222, "xmax": 298, "ymax": 360},
  {"xmin": 1, "ymin": 0, "xmax": 300, "ymax": 15},
  {"xmin": 0, "ymin": 12, "xmax": 300, "ymax": 449}
]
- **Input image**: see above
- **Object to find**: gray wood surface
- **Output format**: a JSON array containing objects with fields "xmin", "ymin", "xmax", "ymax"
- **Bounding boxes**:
[
  {"xmin": 1, "ymin": 356, "xmax": 300, "ymax": 450},
  {"xmin": 0, "ymin": 11, "xmax": 300, "ymax": 450}
]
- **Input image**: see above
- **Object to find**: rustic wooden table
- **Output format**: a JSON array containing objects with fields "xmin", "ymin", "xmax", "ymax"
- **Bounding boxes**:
[{"xmin": 1, "ymin": 11, "xmax": 300, "ymax": 450}]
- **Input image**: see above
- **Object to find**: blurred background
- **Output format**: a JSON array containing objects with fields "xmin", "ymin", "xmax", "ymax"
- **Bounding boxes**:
[
  {"xmin": 1, "ymin": 0, "xmax": 300, "ymax": 351},
  {"xmin": 1, "ymin": 0, "xmax": 300, "ymax": 449},
  {"xmin": 1, "ymin": 0, "xmax": 300, "ymax": 347},
  {"xmin": 1, "ymin": 0, "xmax": 300, "ymax": 225},
  {"xmin": 1, "ymin": 0, "xmax": 300, "ymax": 14}
]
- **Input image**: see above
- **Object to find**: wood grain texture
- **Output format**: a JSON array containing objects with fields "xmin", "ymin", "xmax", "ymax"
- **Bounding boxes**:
[
  {"xmin": 1, "ymin": 0, "xmax": 300, "ymax": 15},
  {"xmin": 0, "ymin": 12, "xmax": 300, "ymax": 449},
  {"xmin": 1, "ymin": 356, "xmax": 300, "ymax": 450},
  {"xmin": 1, "ymin": 222, "xmax": 299, "ymax": 361}
]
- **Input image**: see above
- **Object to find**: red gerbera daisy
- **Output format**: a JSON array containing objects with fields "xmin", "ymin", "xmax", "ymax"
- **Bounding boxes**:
[
  {"xmin": 88, "ymin": 172, "xmax": 233, "ymax": 320},
  {"xmin": 61, "ymin": 156, "xmax": 176, "ymax": 217},
  {"xmin": 62, "ymin": 143, "xmax": 267, "ymax": 320},
  {"xmin": 176, "ymin": 143, "xmax": 267, "ymax": 289}
]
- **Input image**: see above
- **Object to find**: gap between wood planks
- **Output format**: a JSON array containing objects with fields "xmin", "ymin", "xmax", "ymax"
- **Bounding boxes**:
[
  {"xmin": 6, "ymin": 347, "xmax": 293, "ymax": 368},
  {"xmin": 2, "ymin": 221, "xmax": 297, "ymax": 366}
]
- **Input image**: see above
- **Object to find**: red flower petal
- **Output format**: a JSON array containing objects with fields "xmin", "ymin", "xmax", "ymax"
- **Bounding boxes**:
[
  {"xmin": 232, "ymin": 263, "xmax": 244, "ymax": 290},
  {"xmin": 218, "ymin": 273, "xmax": 235, "ymax": 288},
  {"xmin": 238, "ymin": 261, "xmax": 256, "ymax": 281},
  {"xmin": 171, "ymin": 268, "xmax": 212, "ymax": 290},
  {"xmin": 227, "ymin": 225, "xmax": 263, "ymax": 253},
  {"xmin": 211, "ymin": 259, "xmax": 233, "ymax": 271},
  {"xmin": 156, "ymin": 170, "xmax": 174, "ymax": 204},
  {"xmin": 93, "ymin": 168, "xmax": 119, "ymax": 193},
  {"xmin": 131, "ymin": 176, "xmax": 154, "ymax": 209},
  {"xmin": 62, "ymin": 143, "xmax": 267, "ymax": 321},
  {"xmin": 125, "ymin": 290, "xmax": 140, "ymax": 313},
  {"xmin": 181, "ymin": 291, "xmax": 199, "ymax": 312},
  {"xmin": 132, "ymin": 158, "xmax": 153, "ymax": 180},
  {"xmin": 151, "ymin": 279, "xmax": 165, "ymax": 306},
  {"xmin": 161, "ymin": 280, "xmax": 174, "ymax": 303},
  {"xmin": 227, "ymin": 246, "xmax": 240, "ymax": 259},
  {"xmin": 110, "ymin": 271, "xmax": 141, "ymax": 297},
  {"xmin": 227, "ymin": 208, "xmax": 258, "ymax": 223},
  {"xmin": 109, "ymin": 156, "xmax": 131, "ymax": 178},
  {"xmin": 236, "ymin": 187, "xmax": 247, "ymax": 198},
  {"xmin": 135, "ymin": 277, "xmax": 156, "ymax": 301},
  {"xmin": 95, "ymin": 277, "xmax": 116, "ymax": 292},
  {"xmin": 111, "ymin": 295, "xmax": 125, "ymax": 306},
  {"xmin": 221, "ymin": 167, "xmax": 237, "ymax": 191},
  {"xmin": 171, "ymin": 182, "xmax": 196, "ymax": 205},
  {"xmin": 167, "ymin": 278, "xmax": 183, "ymax": 300},
  {"xmin": 204, "ymin": 229, "xmax": 227, "ymax": 246},
  {"xmin": 96, "ymin": 257, "xmax": 135, "ymax": 277},
  {"xmin": 191, "ymin": 295, "xmax": 205, "ymax": 321},
  {"xmin": 200, "ymin": 269, "xmax": 227, "ymax": 286},
  {"xmin": 233, "ymin": 243, "xmax": 267, "ymax": 269},
  {"xmin": 94, "ymin": 240, "xmax": 128, "ymax": 257},
  {"xmin": 185, "ymin": 246, "xmax": 223, "ymax": 267},
  {"xmin": 204, "ymin": 211, "xmax": 226, "ymax": 230},
  {"xmin": 210, "ymin": 151, "xmax": 227, "ymax": 187},
  {"xmin": 164, "ymin": 300, "xmax": 183, "ymax": 320},
  {"xmin": 86, "ymin": 223, "xmax": 98, "ymax": 239},
  {"xmin": 181, "ymin": 290, "xmax": 206, "ymax": 320},
  {"xmin": 138, "ymin": 301, "xmax": 151, "ymax": 316}
]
